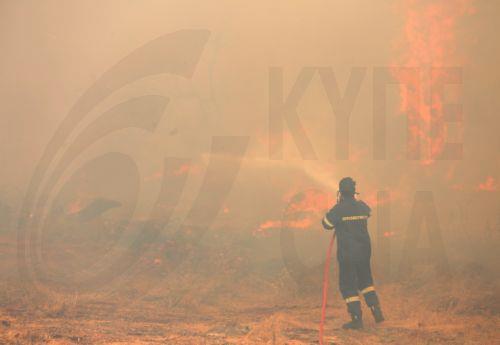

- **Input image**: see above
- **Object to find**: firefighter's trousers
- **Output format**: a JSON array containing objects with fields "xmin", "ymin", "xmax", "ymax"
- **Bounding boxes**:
[{"xmin": 338, "ymin": 258, "xmax": 380, "ymax": 314}]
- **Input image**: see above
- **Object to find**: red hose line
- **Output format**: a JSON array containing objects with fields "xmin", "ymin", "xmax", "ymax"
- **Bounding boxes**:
[{"xmin": 319, "ymin": 232, "xmax": 336, "ymax": 345}]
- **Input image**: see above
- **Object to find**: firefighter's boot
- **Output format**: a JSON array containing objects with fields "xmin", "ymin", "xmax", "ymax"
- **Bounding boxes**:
[
  {"xmin": 370, "ymin": 304, "xmax": 384, "ymax": 323},
  {"xmin": 361, "ymin": 287, "xmax": 385, "ymax": 323},
  {"xmin": 342, "ymin": 313, "xmax": 363, "ymax": 330},
  {"xmin": 343, "ymin": 300, "xmax": 363, "ymax": 330}
]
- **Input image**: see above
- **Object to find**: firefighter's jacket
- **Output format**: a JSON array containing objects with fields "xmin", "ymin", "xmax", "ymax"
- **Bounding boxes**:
[{"xmin": 322, "ymin": 197, "xmax": 371, "ymax": 262}]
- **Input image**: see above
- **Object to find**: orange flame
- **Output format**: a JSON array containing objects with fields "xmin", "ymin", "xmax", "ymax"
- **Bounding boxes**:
[
  {"xmin": 66, "ymin": 199, "xmax": 84, "ymax": 215},
  {"xmin": 255, "ymin": 190, "xmax": 333, "ymax": 236},
  {"xmin": 393, "ymin": 0, "xmax": 473, "ymax": 164},
  {"xmin": 172, "ymin": 163, "xmax": 201, "ymax": 176},
  {"xmin": 258, "ymin": 218, "xmax": 314, "ymax": 231},
  {"xmin": 173, "ymin": 164, "xmax": 191, "ymax": 176},
  {"xmin": 478, "ymin": 176, "xmax": 497, "ymax": 192}
]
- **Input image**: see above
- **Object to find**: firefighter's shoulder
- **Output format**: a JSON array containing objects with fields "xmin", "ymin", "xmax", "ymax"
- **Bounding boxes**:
[{"xmin": 356, "ymin": 199, "xmax": 371, "ymax": 215}]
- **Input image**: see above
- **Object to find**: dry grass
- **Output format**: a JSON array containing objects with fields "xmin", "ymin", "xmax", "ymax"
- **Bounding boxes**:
[{"xmin": 1, "ymin": 232, "xmax": 499, "ymax": 344}]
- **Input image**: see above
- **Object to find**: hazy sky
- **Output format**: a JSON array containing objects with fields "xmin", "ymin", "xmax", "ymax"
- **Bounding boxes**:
[{"xmin": 0, "ymin": 0, "xmax": 498, "ymax": 213}]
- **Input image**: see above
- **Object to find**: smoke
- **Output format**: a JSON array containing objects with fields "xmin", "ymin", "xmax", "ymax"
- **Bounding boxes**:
[{"xmin": 0, "ymin": 0, "xmax": 498, "ymax": 304}]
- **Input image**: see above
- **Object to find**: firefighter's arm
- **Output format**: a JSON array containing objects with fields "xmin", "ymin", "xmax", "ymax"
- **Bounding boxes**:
[
  {"xmin": 322, "ymin": 215, "xmax": 334, "ymax": 230},
  {"xmin": 322, "ymin": 207, "xmax": 337, "ymax": 230}
]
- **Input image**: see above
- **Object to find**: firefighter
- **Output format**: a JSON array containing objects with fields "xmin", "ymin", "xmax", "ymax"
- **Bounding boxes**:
[{"xmin": 322, "ymin": 177, "xmax": 384, "ymax": 329}]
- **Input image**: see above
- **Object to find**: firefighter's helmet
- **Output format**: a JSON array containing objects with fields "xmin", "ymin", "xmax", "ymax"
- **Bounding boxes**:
[{"xmin": 339, "ymin": 177, "xmax": 356, "ymax": 195}]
